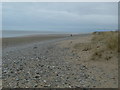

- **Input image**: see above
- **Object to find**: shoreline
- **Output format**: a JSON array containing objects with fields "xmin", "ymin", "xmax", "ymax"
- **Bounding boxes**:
[
  {"xmin": 2, "ymin": 34, "xmax": 70, "ymax": 48},
  {"xmin": 2, "ymin": 34, "xmax": 90, "ymax": 48}
]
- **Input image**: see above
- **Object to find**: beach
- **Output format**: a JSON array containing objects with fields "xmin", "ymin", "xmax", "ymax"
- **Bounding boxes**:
[
  {"xmin": 2, "ymin": 34, "xmax": 118, "ymax": 88},
  {"xmin": 2, "ymin": 34, "xmax": 69, "ymax": 49}
]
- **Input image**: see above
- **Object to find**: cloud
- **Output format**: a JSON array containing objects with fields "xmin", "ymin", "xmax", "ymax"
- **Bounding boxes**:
[{"xmin": 2, "ymin": 2, "xmax": 118, "ymax": 32}]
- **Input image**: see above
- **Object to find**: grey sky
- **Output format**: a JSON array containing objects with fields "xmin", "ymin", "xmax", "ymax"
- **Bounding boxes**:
[{"xmin": 2, "ymin": 2, "xmax": 118, "ymax": 33}]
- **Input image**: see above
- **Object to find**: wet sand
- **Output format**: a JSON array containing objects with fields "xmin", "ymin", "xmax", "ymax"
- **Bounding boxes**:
[{"xmin": 2, "ymin": 34, "xmax": 69, "ymax": 48}]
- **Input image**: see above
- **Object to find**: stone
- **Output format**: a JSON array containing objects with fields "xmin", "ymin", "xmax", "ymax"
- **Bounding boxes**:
[
  {"xmin": 35, "ymin": 76, "xmax": 39, "ymax": 79},
  {"xmin": 43, "ymin": 80, "xmax": 46, "ymax": 83}
]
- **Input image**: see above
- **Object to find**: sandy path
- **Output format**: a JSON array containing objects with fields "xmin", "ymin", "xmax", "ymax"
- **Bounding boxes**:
[{"xmin": 2, "ymin": 35, "xmax": 118, "ymax": 88}]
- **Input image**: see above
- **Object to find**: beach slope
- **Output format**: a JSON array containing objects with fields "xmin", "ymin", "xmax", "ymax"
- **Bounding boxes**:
[{"xmin": 2, "ymin": 33, "xmax": 118, "ymax": 88}]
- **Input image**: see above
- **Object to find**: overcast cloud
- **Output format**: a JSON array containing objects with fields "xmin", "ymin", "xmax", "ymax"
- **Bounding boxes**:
[{"xmin": 2, "ymin": 2, "xmax": 118, "ymax": 33}]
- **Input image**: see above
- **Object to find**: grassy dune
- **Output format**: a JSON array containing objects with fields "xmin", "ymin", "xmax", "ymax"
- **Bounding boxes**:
[
  {"xmin": 74, "ymin": 31, "xmax": 118, "ymax": 61},
  {"xmin": 92, "ymin": 31, "xmax": 118, "ymax": 51},
  {"xmin": 91, "ymin": 31, "xmax": 118, "ymax": 61}
]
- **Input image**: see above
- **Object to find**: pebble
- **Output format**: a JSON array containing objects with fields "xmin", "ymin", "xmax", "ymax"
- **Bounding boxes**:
[
  {"xmin": 43, "ymin": 80, "xmax": 46, "ymax": 83},
  {"xmin": 35, "ymin": 76, "xmax": 39, "ymax": 79},
  {"xmin": 52, "ymin": 66, "xmax": 55, "ymax": 68},
  {"xmin": 16, "ymin": 78, "xmax": 19, "ymax": 81},
  {"xmin": 34, "ymin": 84, "xmax": 38, "ymax": 87}
]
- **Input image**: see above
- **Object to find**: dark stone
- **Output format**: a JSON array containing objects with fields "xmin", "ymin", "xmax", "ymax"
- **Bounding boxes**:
[
  {"xmin": 66, "ymin": 77, "xmax": 69, "ymax": 79},
  {"xmin": 36, "ymin": 72, "xmax": 39, "ymax": 74},
  {"xmin": 33, "ymin": 46, "xmax": 37, "ymax": 49},
  {"xmin": 11, "ymin": 71, "xmax": 14, "ymax": 73},
  {"xmin": 35, "ymin": 76, "xmax": 39, "ymax": 78},
  {"xmin": 34, "ymin": 84, "xmax": 38, "ymax": 87},
  {"xmin": 41, "ymin": 65, "xmax": 44, "ymax": 67},
  {"xmin": 56, "ymin": 74, "xmax": 59, "ymax": 76}
]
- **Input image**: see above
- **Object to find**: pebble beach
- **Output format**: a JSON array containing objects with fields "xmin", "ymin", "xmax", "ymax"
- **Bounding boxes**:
[{"xmin": 2, "ymin": 34, "xmax": 118, "ymax": 88}]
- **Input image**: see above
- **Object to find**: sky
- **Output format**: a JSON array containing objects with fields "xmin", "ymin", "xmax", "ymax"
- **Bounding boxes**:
[{"xmin": 2, "ymin": 2, "xmax": 118, "ymax": 33}]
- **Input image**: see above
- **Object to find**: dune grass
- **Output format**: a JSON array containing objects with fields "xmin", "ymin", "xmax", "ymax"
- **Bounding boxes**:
[
  {"xmin": 73, "ymin": 43, "xmax": 92, "ymax": 51},
  {"xmin": 92, "ymin": 31, "xmax": 118, "ymax": 51},
  {"xmin": 91, "ymin": 31, "xmax": 118, "ymax": 61},
  {"xmin": 73, "ymin": 31, "xmax": 118, "ymax": 61}
]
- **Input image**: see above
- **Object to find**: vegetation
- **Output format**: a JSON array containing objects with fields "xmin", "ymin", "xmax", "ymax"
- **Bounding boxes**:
[
  {"xmin": 91, "ymin": 31, "xmax": 118, "ymax": 61},
  {"xmin": 73, "ymin": 43, "xmax": 92, "ymax": 51},
  {"xmin": 92, "ymin": 31, "xmax": 118, "ymax": 51},
  {"xmin": 73, "ymin": 31, "xmax": 119, "ymax": 61}
]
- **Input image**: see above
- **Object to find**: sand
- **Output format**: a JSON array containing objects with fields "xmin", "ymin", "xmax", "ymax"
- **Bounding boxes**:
[
  {"xmin": 2, "ymin": 34, "xmax": 69, "ymax": 49},
  {"xmin": 2, "ymin": 34, "xmax": 118, "ymax": 88}
]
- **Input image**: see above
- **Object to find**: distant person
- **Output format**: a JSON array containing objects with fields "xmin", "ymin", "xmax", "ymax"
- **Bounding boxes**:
[{"xmin": 70, "ymin": 34, "xmax": 72, "ymax": 37}]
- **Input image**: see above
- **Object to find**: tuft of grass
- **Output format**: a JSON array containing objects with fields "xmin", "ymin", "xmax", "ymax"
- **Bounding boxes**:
[
  {"xmin": 91, "ymin": 49, "xmax": 103, "ymax": 61},
  {"xmin": 92, "ymin": 31, "xmax": 118, "ymax": 51},
  {"xmin": 106, "ymin": 33, "xmax": 118, "ymax": 51},
  {"xmin": 73, "ymin": 43, "xmax": 92, "ymax": 51}
]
